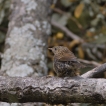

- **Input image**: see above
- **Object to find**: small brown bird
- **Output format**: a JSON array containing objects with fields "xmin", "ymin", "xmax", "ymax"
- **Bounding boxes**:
[{"xmin": 49, "ymin": 46, "xmax": 85, "ymax": 77}]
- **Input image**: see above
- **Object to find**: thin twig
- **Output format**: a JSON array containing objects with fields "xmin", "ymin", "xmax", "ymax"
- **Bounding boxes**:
[
  {"xmin": 78, "ymin": 59, "xmax": 101, "ymax": 67},
  {"xmin": 51, "ymin": 20, "xmax": 84, "ymax": 43},
  {"xmin": 81, "ymin": 63, "xmax": 106, "ymax": 78},
  {"xmin": 52, "ymin": 7, "xmax": 83, "ymax": 30}
]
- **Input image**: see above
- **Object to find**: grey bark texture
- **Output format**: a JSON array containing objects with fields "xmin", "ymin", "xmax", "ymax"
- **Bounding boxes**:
[
  {"xmin": 0, "ymin": 63, "xmax": 105, "ymax": 104},
  {"xmin": 0, "ymin": 76, "xmax": 106, "ymax": 104},
  {"xmin": 1, "ymin": 0, "xmax": 52, "ymax": 77},
  {"xmin": 0, "ymin": 0, "xmax": 53, "ymax": 106}
]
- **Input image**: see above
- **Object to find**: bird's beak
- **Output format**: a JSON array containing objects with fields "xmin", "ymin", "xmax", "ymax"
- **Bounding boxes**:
[{"xmin": 48, "ymin": 48, "xmax": 53, "ymax": 51}]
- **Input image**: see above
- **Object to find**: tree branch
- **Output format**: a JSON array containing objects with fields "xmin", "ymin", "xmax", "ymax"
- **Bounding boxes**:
[
  {"xmin": 0, "ymin": 63, "xmax": 106, "ymax": 104},
  {"xmin": 0, "ymin": 76, "xmax": 106, "ymax": 104},
  {"xmin": 78, "ymin": 59, "xmax": 101, "ymax": 67},
  {"xmin": 81, "ymin": 63, "xmax": 106, "ymax": 78}
]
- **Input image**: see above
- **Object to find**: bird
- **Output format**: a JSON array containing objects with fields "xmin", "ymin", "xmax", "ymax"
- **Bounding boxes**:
[{"xmin": 48, "ymin": 46, "xmax": 85, "ymax": 77}]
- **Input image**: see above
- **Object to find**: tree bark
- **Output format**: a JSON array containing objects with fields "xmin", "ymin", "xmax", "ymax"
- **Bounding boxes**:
[
  {"xmin": 0, "ymin": 0, "xmax": 53, "ymax": 106},
  {"xmin": 0, "ymin": 76, "xmax": 106, "ymax": 104},
  {"xmin": 1, "ymin": 0, "xmax": 52, "ymax": 77}
]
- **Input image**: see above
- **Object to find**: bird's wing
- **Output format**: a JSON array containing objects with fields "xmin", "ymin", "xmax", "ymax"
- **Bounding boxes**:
[
  {"xmin": 70, "ymin": 59, "xmax": 85, "ymax": 68},
  {"xmin": 58, "ymin": 53, "xmax": 77, "ymax": 61},
  {"xmin": 56, "ymin": 52, "xmax": 85, "ymax": 68},
  {"xmin": 58, "ymin": 58, "xmax": 85, "ymax": 69}
]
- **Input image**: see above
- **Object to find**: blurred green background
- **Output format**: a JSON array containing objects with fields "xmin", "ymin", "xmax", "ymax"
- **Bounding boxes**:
[{"xmin": 48, "ymin": 0, "xmax": 106, "ymax": 77}]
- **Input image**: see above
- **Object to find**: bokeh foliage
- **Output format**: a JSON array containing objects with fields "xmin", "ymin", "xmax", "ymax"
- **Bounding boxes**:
[{"xmin": 48, "ymin": 0, "xmax": 106, "ymax": 76}]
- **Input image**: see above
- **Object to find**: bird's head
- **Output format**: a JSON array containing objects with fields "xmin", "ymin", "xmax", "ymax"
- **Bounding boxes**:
[
  {"xmin": 48, "ymin": 46, "xmax": 77, "ymax": 61},
  {"xmin": 48, "ymin": 46, "xmax": 70, "ymax": 55}
]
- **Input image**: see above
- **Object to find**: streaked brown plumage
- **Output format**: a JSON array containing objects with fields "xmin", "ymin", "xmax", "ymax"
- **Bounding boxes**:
[{"xmin": 49, "ymin": 46, "xmax": 85, "ymax": 77}]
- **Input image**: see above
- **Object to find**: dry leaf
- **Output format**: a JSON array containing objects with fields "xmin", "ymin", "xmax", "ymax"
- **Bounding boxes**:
[
  {"xmin": 56, "ymin": 32, "xmax": 64, "ymax": 39},
  {"xmin": 50, "ymin": 4, "xmax": 55, "ymax": 9},
  {"xmin": 78, "ymin": 46, "xmax": 85, "ymax": 59},
  {"xmin": 74, "ymin": 3, "xmax": 84, "ymax": 18},
  {"xmin": 69, "ymin": 40, "xmax": 80, "ymax": 49},
  {"xmin": 48, "ymin": 70, "xmax": 55, "ymax": 76},
  {"xmin": 86, "ymin": 31, "xmax": 95, "ymax": 37}
]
